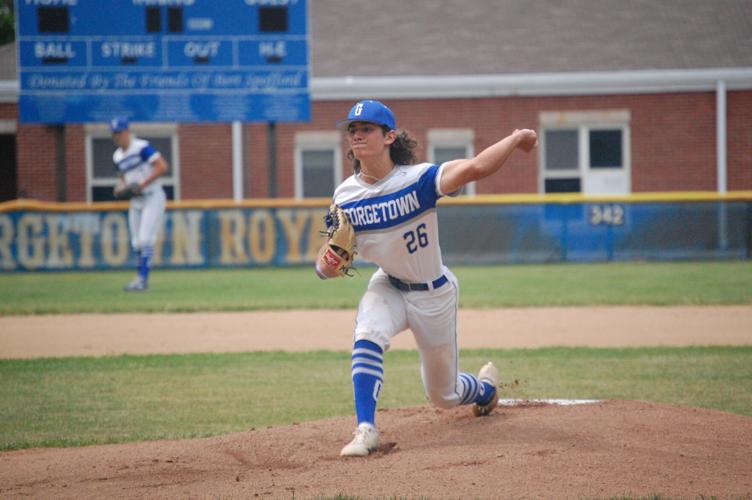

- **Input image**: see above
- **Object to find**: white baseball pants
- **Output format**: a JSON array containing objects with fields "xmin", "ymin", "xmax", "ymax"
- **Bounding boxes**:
[
  {"xmin": 354, "ymin": 267, "xmax": 463, "ymax": 409},
  {"xmin": 128, "ymin": 189, "xmax": 166, "ymax": 250}
]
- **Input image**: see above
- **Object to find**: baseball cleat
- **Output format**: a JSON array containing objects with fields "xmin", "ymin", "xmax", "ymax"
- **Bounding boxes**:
[
  {"xmin": 340, "ymin": 422, "xmax": 379, "ymax": 457},
  {"xmin": 472, "ymin": 362, "xmax": 500, "ymax": 417},
  {"xmin": 123, "ymin": 278, "xmax": 148, "ymax": 292}
]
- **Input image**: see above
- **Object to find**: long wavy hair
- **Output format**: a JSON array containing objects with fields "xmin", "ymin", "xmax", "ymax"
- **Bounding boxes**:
[{"xmin": 347, "ymin": 125, "xmax": 418, "ymax": 173}]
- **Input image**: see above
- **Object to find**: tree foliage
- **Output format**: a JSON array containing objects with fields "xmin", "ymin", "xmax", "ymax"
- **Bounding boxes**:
[{"xmin": 0, "ymin": 0, "xmax": 13, "ymax": 45}]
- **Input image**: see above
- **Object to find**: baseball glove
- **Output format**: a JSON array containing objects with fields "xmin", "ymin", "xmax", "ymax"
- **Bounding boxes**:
[
  {"xmin": 319, "ymin": 203, "xmax": 356, "ymax": 277},
  {"xmin": 113, "ymin": 182, "xmax": 142, "ymax": 200}
]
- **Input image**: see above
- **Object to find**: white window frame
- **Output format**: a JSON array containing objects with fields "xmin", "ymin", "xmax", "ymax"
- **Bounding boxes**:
[
  {"xmin": 427, "ymin": 128, "xmax": 476, "ymax": 196},
  {"xmin": 85, "ymin": 122, "xmax": 180, "ymax": 202},
  {"xmin": 539, "ymin": 110, "xmax": 631, "ymax": 195},
  {"xmin": 293, "ymin": 131, "xmax": 342, "ymax": 199},
  {"xmin": 0, "ymin": 119, "xmax": 17, "ymax": 134}
]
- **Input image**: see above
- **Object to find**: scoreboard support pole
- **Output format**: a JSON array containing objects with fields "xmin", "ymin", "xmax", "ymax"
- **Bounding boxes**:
[
  {"xmin": 267, "ymin": 122, "xmax": 277, "ymax": 198},
  {"xmin": 232, "ymin": 121, "xmax": 243, "ymax": 202},
  {"xmin": 53, "ymin": 125, "xmax": 67, "ymax": 202}
]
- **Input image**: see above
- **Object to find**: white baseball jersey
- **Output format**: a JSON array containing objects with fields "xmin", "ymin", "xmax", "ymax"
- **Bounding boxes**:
[
  {"xmin": 339, "ymin": 162, "xmax": 468, "ymax": 409},
  {"xmin": 333, "ymin": 162, "xmax": 451, "ymax": 283},
  {"xmin": 113, "ymin": 137, "xmax": 163, "ymax": 196},
  {"xmin": 113, "ymin": 136, "xmax": 166, "ymax": 250}
]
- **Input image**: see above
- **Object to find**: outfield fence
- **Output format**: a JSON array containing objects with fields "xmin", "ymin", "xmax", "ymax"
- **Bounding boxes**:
[{"xmin": 1, "ymin": 192, "xmax": 750, "ymax": 271}]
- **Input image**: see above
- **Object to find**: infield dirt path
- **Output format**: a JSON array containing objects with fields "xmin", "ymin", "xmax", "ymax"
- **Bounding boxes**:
[
  {"xmin": 1, "ymin": 305, "xmax": 751, "ymax": 359},
  {"xmin": 1, "ymin": 306, "xmax": 751, "ymax": 499}
]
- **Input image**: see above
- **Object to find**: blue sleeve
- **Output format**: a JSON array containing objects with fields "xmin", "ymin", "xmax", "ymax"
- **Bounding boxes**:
[
  {"xmin": 139, "ymin": 144, "xmax": 158, "ymax": 162},
  {"xmin": 415, "ymin": 164, "xmax": 441, "ymax": 209}
]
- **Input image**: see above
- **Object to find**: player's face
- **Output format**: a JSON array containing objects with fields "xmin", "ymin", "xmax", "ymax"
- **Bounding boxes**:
[
  {"xmin": 111, "ymin": 130, "xmax": 130, "ymax": 148},
  {"xmin": 347, "ymin": 122, "xmax": 392, "ymax": 160}
]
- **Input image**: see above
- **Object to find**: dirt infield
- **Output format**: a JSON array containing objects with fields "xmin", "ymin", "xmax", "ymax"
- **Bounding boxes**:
[
  {"xmin": 2, "ymin": 401, "xmax": 751, "ymax": 499},
  {"xmin": 2, "ymin": 306, "xmax": 751, "ymax": 358},
  {"xmin": 1, "ymin": 306, "xmax": 751, "ymax": 498}
]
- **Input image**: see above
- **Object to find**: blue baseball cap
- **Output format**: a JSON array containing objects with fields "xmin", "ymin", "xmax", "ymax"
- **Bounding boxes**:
[
  {"xmin": 109, "ymin": 116, "xmax": 129, "ymax": 133},
  {"xmin": 337, "ymin": 100, "xmax": 396, "ymax": 130}
]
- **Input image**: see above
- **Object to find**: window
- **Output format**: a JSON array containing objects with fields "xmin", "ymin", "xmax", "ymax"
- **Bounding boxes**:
[
  {"xmin": 301, "ymin": 150, "xmax": 336, "ymax": 197},
  {"xmin": 589, "ymin": 130, "xmax": 623, "ymax": 168},
  {"xmin": 544, "ymin": 130, "xmax": 578, "ymax": 171},
  {"xmin": 539, "ymin": 111, "xmax": 630, "ymax": 195},
  {"xmin": 294, "ymin": 132, "xmax": 342, "ymax": 198},
  {"xmin": 86, "ymin": 123, "xmax": 179, "ymax": 202},
  {"xmin": 428, "ymin": 129, "xmax": 475, "ymax": 196}
]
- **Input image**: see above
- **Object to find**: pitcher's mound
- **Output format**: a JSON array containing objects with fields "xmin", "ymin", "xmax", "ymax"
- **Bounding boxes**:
[{"xmin": 2, "ymin": 400, "xmax": 750, "ymax": 499}]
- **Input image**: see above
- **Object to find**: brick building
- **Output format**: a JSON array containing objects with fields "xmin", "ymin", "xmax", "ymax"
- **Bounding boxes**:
[{"xmin": 1, "ymin": 0, "xmax": 751, "ymax": 203}]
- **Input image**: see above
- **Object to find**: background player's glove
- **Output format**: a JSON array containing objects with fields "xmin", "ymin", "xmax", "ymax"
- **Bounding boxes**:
[
  {"xmin": 316, "ymin": 204, "xmax": 356, "ymax": 278},
  {"xmin": 113, "ymin": 182, "xmax": 142, "ymax": 200}
]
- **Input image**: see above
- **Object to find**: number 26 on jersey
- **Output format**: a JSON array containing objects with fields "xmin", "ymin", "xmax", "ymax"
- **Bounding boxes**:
[{"xmin": 403, "ymin": 223, "xmax": 429, "ymax": 254}]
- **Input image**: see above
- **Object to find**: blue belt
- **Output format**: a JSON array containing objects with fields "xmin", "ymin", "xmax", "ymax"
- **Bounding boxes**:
[{"xmin": 388, "ymin": 274, "xmax": 448, "ymax": 292}]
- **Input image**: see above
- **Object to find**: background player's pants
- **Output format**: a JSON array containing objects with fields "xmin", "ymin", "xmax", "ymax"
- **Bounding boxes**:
[
  {"xmin": 128, "ymin": 189, "xmax": 166, "ymax": 282},
  {"xmin": 128, "ymin": 188, "xmax": 166, "ymax": 251},
  {"xmin": 354, "ymin": 267, "xmax": 467, "ymax": 409}
]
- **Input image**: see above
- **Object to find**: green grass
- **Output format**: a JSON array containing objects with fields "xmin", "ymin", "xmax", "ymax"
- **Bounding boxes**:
[
  {"xmin": 1, "ymin": 261, "xmax": 750, "ymax": 453},
  {"xmin": 455, "ymin": 261, "xmax": 752, "ymax": 307},
  {"xmin": 1, "ymin": 346, "xmax": 750, "ymax": 451},
  {"xmin": 1, "ymin": 261, "xmax": 750, "ymax": 314}
]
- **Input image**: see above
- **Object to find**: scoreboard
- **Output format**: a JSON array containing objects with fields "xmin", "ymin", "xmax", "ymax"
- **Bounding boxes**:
[{"xmin": 15, "ymin": 0, "xmax": 310, "ymax": 124}]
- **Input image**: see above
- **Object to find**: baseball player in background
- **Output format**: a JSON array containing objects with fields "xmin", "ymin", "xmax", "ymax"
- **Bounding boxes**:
[
  {"xmin": 110, "ymin": 117, "xmax": 168, "ymax": 292},
  {"xmin": 316, "ymin": 100, "xmax": 538, "ymax": 457}
]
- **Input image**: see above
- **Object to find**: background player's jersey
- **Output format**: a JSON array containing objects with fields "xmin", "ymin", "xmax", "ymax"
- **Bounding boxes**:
[
  {"xmin": 112, "ymin": 137, "xmax": 162, "ymax": 195},
  {"xmin": 333, "ymin": 162, "xmax": 451, "ymax": 283}
]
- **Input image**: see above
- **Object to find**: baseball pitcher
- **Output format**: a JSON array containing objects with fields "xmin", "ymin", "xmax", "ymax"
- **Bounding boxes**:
[{"xmin": 316, "ymin": 100, "xmax": 538, "ymax": 457}]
